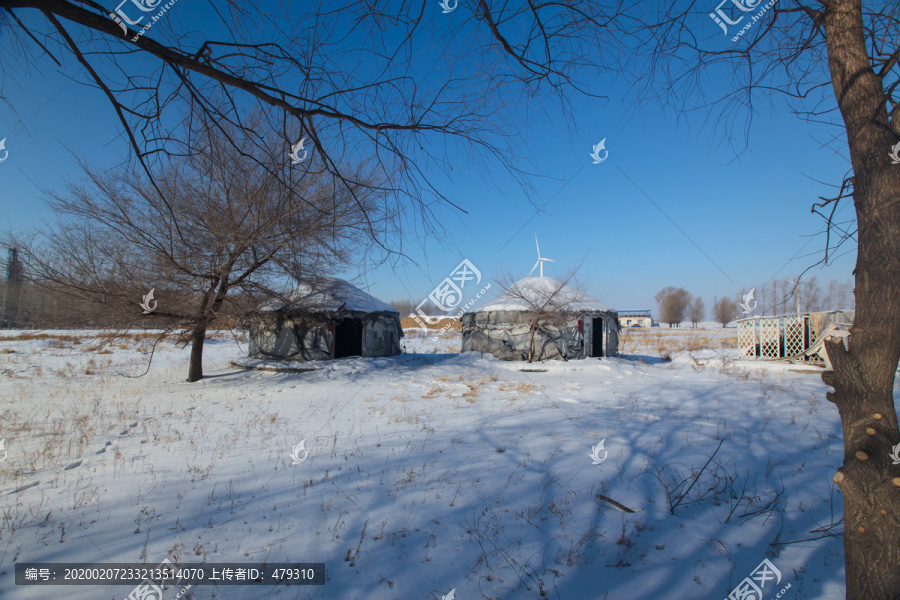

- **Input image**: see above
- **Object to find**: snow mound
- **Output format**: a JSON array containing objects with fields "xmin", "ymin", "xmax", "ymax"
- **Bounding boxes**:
[
  {"xmin": 478, "ymin": 276, "xmax": 612, "ymax": 312},
  {"xmin": 261, "ymin": 278, "xmax": 398, "ymax": 313}
]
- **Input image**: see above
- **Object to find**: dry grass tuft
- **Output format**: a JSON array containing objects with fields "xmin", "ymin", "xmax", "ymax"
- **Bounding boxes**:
[
  {"xmin": 619, "ymin": 328, "xmax": 737, "ymax": 357},
  {"xmin": 400, "ymin": 317, "xmax": 461, "ymax": 331},
  {"xmin": 498, "ymin": 382, "xmax": 536, "ymax": 393}
]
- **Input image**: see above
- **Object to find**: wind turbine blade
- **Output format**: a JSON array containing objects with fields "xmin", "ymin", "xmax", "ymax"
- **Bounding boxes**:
[
  {"xmin": 545, "ymin": 258, "xmax": 557, "ymax": 263},
  {"xmin": 534, "ymin": 233, "xmax": 541, "ymax": 258},
  {"xmin": 529, "ymin": 260, "xmax": 539, "ymax": 277}
]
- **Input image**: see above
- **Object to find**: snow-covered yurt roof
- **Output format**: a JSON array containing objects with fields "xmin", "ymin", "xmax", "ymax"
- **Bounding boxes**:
[
  {"xmin": 262, "ymin": 278, "xmax": 398, "ymax": 314},
  {"xmin": 478, "ymin": 277, "xmax": 613, "ymax": 313}
]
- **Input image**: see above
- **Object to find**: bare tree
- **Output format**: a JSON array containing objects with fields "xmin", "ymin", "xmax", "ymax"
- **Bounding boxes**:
[
  {"xmin": 495, "ymin": 269, "xmax": 587, "ymax": 363},
  {"xmin": 834, "ymin": 280, "xmax": 854, "ymax": 310},
  {"xmin": 0, "ymin": 0, "xmax": 612, "ymax": 239},
  {"xmin": 750, "ymin": 277, "xmax": 824, "ymax": 314},
  {"xmin": 616, "ymin": 2, "xmax": 900, "ymax": 587},
  {"xmin": 655, "ymin": 287, "xmax": 692, "ymax": 328},
  {"xmin": 388, "ymin": 299, "xmax": 416, "ymax": 317},
  {"xmin": 22, "ymin": 117, "xmax": 385, "ymax": 382},
  {"xmin": 713, "ymin": 297, "xmax": 739, "ymax": 328},
  {"xmin": 823, "ymin": 279, "xmax": 855, "ymax": 310},
  {"xmin": 689, "ymin": 297, "xmax": 705, "ymax": 328},
  {"xmin": 5, "ymin": 0, "xmax": 900, "ymax": 592}
]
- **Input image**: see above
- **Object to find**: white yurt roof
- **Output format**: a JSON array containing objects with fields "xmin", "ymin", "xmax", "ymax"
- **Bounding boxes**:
[
  {"xmin": 478, "ymin": 277, "xmax": 612, "ymax": 313},
  {"xmin": 263, "ymin": 278, "xmax": 398, "ymax": 314}
]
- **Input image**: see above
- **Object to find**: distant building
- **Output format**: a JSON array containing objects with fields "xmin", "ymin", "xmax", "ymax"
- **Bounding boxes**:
[{"xmin": 618, "ymin": 310, "xmax": 653, "ymax": 328}]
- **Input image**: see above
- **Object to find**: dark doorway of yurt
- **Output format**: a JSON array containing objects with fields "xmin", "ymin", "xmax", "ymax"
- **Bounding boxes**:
[
  {"xmin": 591, "ymin": 318, "xmax": 604, "ymax": 357},
  {"xmin": 334, "ymin": 317, "xmax": 364, "ymax": 358}
]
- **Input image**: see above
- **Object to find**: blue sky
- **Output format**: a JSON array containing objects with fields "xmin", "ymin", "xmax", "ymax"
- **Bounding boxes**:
[
  {"xmin": 0, "ymin": 3, "xmax": 856, "ymax": 316},
  {"xmin": 361, "ymin": 88, "xmax": 856, "ymax": 311}
]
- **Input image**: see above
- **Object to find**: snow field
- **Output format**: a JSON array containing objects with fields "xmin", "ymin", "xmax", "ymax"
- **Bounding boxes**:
[{"xmin": 0, "ymin": 327, "xmax": 884, "ymax": 599}]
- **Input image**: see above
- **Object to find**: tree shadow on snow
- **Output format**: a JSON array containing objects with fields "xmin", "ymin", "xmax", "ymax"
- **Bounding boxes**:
[{"xmin": 618, "ymin": 353, "xmax": 670, "ymax": 366}]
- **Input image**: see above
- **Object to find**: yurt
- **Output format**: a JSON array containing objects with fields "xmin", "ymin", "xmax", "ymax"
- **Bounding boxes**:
[
  {"xmin": 248, "ymin": 278, "xmax": 402, "ymax": 361},
  {"xmin": 461, "ymin": 277, "xmax": 618, "ymax": 361}
]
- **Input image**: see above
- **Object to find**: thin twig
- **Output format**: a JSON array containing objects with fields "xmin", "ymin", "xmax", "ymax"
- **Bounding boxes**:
[{"xmin": 670, "ymin": 438, "xmax": 724, "ymax": 514}]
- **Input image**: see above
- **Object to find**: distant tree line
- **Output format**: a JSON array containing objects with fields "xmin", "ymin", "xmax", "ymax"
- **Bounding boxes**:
[
  {"xmin": 654, "ymin": 286, "xmax": 704, "ymax": 328},
  {"xmin": 655, "ymin": 277, "xmax": 855, "ymax": 328},
  {"xmin": 388, "ymin": 299, "xmax": 416, "ymax": 317},
  {"xmin": 737, "ymin": 277, "xmax": 854, "ymax": 316}
]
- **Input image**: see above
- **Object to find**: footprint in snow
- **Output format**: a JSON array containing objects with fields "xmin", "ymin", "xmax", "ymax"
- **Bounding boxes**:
[
  {"xmin": 64, "ymin": 460, "xmax": 82, "ymax": 471},
  {"xmin": 129, "ymin": 422, "xmax": 138, "ymax": 428},
  {"xmin": 120, "ymin": 430, "xmax": 129, "ymax": 435}
]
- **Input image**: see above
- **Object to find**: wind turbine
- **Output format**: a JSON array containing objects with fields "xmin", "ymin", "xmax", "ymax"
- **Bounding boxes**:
[{"xmin": 528, "ymin": 233, "xmax": 557, "ymax": 277}]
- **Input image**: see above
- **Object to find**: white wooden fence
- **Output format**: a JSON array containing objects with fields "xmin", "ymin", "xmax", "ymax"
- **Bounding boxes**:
[{"xmin": 737, "ymin": 313, "xmax": 818, "ymax": 362}]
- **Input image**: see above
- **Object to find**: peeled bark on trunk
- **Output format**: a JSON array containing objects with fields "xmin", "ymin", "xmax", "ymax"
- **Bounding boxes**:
[
  {"xmin": 822, "ymin": 1, "xmax": 900, "ymax": 598},
  {"xmin": 187, "ymin": 323, "xmax": 207, "ymax": 383}
]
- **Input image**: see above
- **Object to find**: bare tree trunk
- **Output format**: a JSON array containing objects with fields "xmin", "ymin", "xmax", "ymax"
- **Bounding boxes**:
[
  {"xmin": 187, "ymin": 322, "xmax": 207, "ymax": 382},
  {"xmin": 528, "ymin": 322, "xmax": 537, "ymax": 363},
  {"xmin": 822, "ymin": 2, "xmax": 900, "ymax": 597}
]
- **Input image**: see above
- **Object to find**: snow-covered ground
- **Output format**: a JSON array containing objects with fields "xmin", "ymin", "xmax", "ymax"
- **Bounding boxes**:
[{"xmin": 1, "ymin": 327, "xmax": 894, "ymax": 599}]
